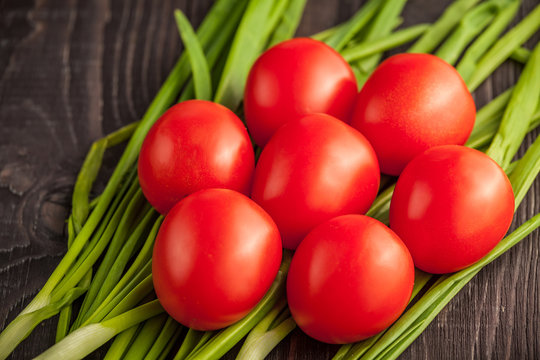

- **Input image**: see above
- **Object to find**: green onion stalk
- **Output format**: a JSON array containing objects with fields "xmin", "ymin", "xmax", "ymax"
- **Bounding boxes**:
[
  {"xmin": 333, "ymin": 18, "xmax": 540, "ymax": 360},
  {"xmin": 1, "ymin": 0, "xmax": 539, "ymax": 359}
]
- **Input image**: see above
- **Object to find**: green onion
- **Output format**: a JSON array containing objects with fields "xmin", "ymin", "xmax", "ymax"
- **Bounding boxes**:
[
  {"xmin": 508, "ymin": 135, "xmax": 540, "ymax": 207},
  {"xmin": 268, "ymin": 0, "xmax": 308, "ymax": 47},
  {"xmin": 311, "ymin": 22, "xmax": 345, "ymax": 42},
  {"xmin": 213, "ymin": 0, "xmax": 278, "ymax": 110},
  {"xmin": 71, "ymin": 196, "xmax": 150, "ymax": 328},
  {"xmin": 81, "ymin": 218, "xmax": 161, "ymax": 325},
  {"xmin": 144, "ymin": 317, "xmax": 181, "ymax": 360},
  {"xmin": 103, "ymin": 325, "xmax": 140, "ymax": 360},
  {"xmin": 35, "ymin": 300, "xmax": 164, "ymax": 360},
  {"xmin": 236, "ymin": 298, "xmax": 295, "ymax": 360},
  {"xmin": 71, "ymin": 141, "xmax": 107, "ymax": 233},
  {"xmin": 510, "ymin": 46, "xmax": 531, "ymax": 63},
  {"xmin": 0, "ymin": 0, "xmax": 242, "ymax": 350},
  {"xmin": 365, "ymin": 184, "xmax": 395, "ymax": 224},
  {"xmin": 486, "ymin": 42, "xmax": 540, "ymax": 170},
  {"xmin": 53, "ymin": 186, "xmax": 145, "ymax": 304},
  {"xmin": 173, "ymin": 328, "xmax": 206, "ymax": 360},
  {"xmin": 174, "ymin": 10, "xmax": 213, "ymax": 101},
  {"xmin": 408, "ymin": 0, "xmax": 481, "ymax": 53},
  {"xmin": 435, "ymin": 0, "xmax": 507, "ymax": 65},
  {"xmin": 336, "ymin": 270, "xmax": 433, "ymax": 360},
  {"xmin": 456, "ymin": 0, "xmax": 520, "ymax": 81},
  {"xmin": 185, "ymin": 252, "xmax": 292, "ymax": 360},
  {"xmin": 353, "ymin": 0, "xmax": 407, "ymax": 85},
  {"xmin": 341, "ymin": 24, "xmax": 429, "ymax": 63},
  {"xmin": 262, "ymin": 0, "xmax": 290, "ymax": 41},
  {"xmin": 155, "ymin": 327, "xmax": 184, "ymax": 360},
  {"xmin": 190, "ymin": 331, "xmax": 216, "ymax": 355},
  {"xmin": 467, "ymin": 3, "xmax": 540, "ymax": 91},
  {"xmin": 344, "ymin": 114, "xmax": 540, "ymax": 360},
  {"xmin": 123, "ymin": 314, "xmax": 169, "ymax": 360},
  {"xmin": 178, "ymin": 0, "xmax": 249, "ymax": 102},
  {"xmin": 324, "ymin": 0, "xmax": 381, "ymax": 52},
  {"xmin": 81, "ymin": 207, "xmax": 157, "ymax": 322},
  {"xmin": 358, "ymin": 213, "xmax": 540, "ymax": 360},
  {"xmin": 103, "ymin": 273, "xmax": 154, "ymax": 321},
  {"xmin": 0, "ymin": 286, "xmax": 87, "ymax": 360},
  {"xmin": 55, "ymin": 218, "xmax": 78, "ymax": 342}
]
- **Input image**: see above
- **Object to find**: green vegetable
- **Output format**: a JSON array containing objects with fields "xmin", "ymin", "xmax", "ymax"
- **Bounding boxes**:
[
  {"xmin": 178, "ymin": 0, "xmax": 249, "ymax": 102},
  {"xmin": 144, "ymin": 317, "xmax": 181, "ymax": 360},
  {"xmin": 103, "ymin": 325, "xmax": 139, "ymax": 360},
  {"xmin": 435, "ymin": 0, "xmax": 509, "ymax": 65},
  {"xmin": 0, "ymin": 0, "xmax": 239, "ymax": 355},
  {"xmin": 456, "ymin": 0, "xmax": 520, "ymax": 81},
  {"xmin": 353, "ymin": 0, "xmax": 407, "ymax": 85},
  {"xmin": 467, "ymin": 3, "xmax": 540, "ymax": 91},
  {"xmin": 486, "ymin": 42, "xmax": 540, "ymax": 170},
  {"xmin": 510, "ymin": 46, "xmax": 531, "ymax": 63},
  {"xmin": 2, "ymin": 1, "xmax": 539, "ymax": 359},
  {"xmin": 213, "ymin": 0, "xmax": 277, "ymax": 109},
  {"xmin": 236, "ymin": 298, "xmax": 296, "ymax": 360},
  {"xmin": 123, "ymin": 314, "xmax": 169, "ymax": 360},
  {"xmin": 268, "ymin": 0, "xmax": 308, "ymax": 47},
  {"xmin": 174, "ymin": 10, "xmax": 213, "ymax": 101},
  {"xmin": 185, "ymin": 252, "xmax": 292, "ymax": 360},
  {"xmin": 173, "ymin": 329, "xmax": 206, "ymax": 360},
  {"xmin": 341, "ymin": 24, "xmax": 429, "ymax": 62},
  {"xmin": 34, "ymin": 300, "xmax": 164, "ymax": 360},
  {"xmin": 324, "ymin": 0, "xmax": 380, "ymax": 52},
  {"xmin": 408, "ymin": 0, "xmax": 481, "ymax": 53}
]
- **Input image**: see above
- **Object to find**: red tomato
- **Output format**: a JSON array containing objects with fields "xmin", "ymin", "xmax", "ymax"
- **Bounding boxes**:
[
  {"xmin": 138, "ymin": 100, "xmax": 254, "ymax": 214},
  {"xmin": 287, "ymin": 214, "xmax": 414, "ymax": 344},
  {"xmin": 152, "ymin": 188, "xmax": 282, "ymax": 330},
  {"xmin": 244, "ymin": 38, "xmax": 358, "ymax": 147},
  {"xmin": 351, "ymin": 53, "xmax": 476, "ymax": 175},
  {"xmin": 251, "ymin": 113, "xmax": 380, "ymax": 250},
  {"xmin": 389, "ymin": 145, "xmax": 514, "ymax": 274}
]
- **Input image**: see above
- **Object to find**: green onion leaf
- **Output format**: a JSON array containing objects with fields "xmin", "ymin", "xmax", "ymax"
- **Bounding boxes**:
[
  {"xmin": 467, "ymin": 3, "xmax": 540, "ymax": 91},
  {"xmin": 486, "ymin": 42, "xmax": 540, "ymax": 170},
  {"xmin": 174, "ymin": 10, "xmax": 213, "ymax": 101},
  {"xmin": 408, "ymin": 0, "xmax": 481, "ymax": 53}
]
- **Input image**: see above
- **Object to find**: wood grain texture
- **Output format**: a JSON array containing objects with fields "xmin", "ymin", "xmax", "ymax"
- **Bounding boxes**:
[{"xmin": 0, "ymin": 0, "xmax": 538, "ymax": 359}]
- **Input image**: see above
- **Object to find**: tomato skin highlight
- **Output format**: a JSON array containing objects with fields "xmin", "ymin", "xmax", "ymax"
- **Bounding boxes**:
[
  {"xmin": 152, "ymin": 188, "xmax": 282, "ymax": 331},
  {"xmin": 351, "ymin": 53, "xmax": 476, "ymax": 175},
  {"xmin": 251, "ymin": 113, "xmax": 380, "ymax": 250},
  {"xmin": 390, "ymin": 145, "xmax": 515, "ymax": 274},
  {"xmin": 138, "ymin": 100, "xmax": 254, "ymax": 214},
  {"xmin": 287, "ymin": 215, "xmax": 415, "ymax": 344},
  {"xmin": 244, "ymin": 37, "xmax": 358, "ymax": 147}
]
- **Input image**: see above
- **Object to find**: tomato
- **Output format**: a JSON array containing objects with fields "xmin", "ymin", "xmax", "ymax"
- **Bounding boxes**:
[
  {"xmin": 138, "ymin": 100, "xmax": 254, "ymax": 214},
  {"xmin": 350, "ymin": 53, "xmax": 476, "ymax": 175},
  {"xmin": 287, "ymin": 214, "xmax": 414, "ymax": 344},
  {"xmin": 389, "ymin": 145, "xmax": 514, "ymax": 274},
  {"xmin": 244, "ymin": 38, "xmax": 358, "ymax": 147},
  {"xmin": 152, "ymin": 188, "xmax": 282, "ymax": 330},
  {"xmin": 251, "ymin": 113, "xmax": 380, "ymax": 250}
]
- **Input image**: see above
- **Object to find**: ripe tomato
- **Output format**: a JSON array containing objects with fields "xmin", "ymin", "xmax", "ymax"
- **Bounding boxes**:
[
  {"xmin": 251, "ymin": 113, "xmax": 380, "ymax": 250},
  {"xmin": 152, "ymin": 188, "xmax": 282, "ymax": 330},
  {"xmin": 138, "ymin": 100, "xmax": 254, "ymax": 214},
  {"xmin": 351, "ymin": 53, "xmax": 476, "ymax": 175},
  {"xmin": 389, "ymin": 145, "xmax": 514, "ymax": 274},
  {"xmin": 287, "ymin": 215, "xmax": 414, "ymax": 344},
  {"xmin": 244, "ymin": 38, "xmax": 358, "ymax": 147}
]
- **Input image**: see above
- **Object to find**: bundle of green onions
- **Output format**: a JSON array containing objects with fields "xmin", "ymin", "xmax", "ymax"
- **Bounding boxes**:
[{"xmin": 0, "ymin": 0, "xmax": 539, "ymax": 359}]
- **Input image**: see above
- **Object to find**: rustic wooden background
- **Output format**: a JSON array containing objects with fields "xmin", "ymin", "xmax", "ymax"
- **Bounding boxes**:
[{"xmin": 1, "ymin": 0, "xmax": 539, "ymax": 359}]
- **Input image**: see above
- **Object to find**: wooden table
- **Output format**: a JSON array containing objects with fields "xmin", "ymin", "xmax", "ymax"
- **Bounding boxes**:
[{"xmin": 1, "ymin": 0, "xmax": 538, "ymax": 358}]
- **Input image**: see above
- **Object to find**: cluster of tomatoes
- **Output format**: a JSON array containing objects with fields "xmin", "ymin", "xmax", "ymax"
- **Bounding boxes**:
[{"xmin": 138, "ymin": 38, "xmax": 514, "ymax": 344}]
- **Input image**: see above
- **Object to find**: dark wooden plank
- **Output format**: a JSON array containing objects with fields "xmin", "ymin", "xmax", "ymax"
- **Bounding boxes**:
[{"xmin": 0, "ymin": 0, "xmax": 538, "ymax": 359}]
